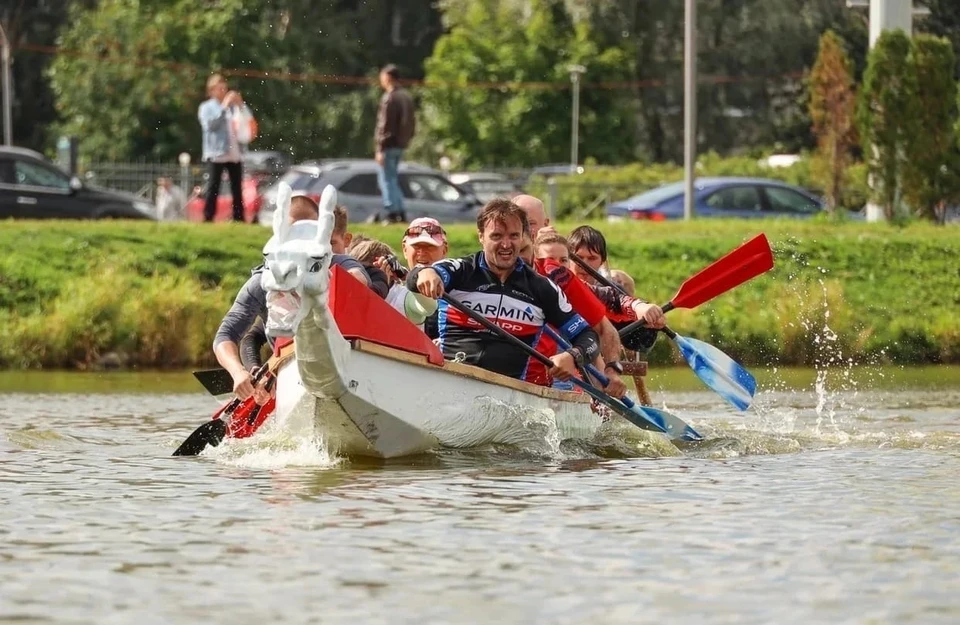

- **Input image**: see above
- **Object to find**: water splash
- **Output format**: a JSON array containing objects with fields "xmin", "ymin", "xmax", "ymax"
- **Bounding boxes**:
[
  {"xmin": 204, "ymin": 433, "xmax": 340, "ymax": 470},
  {"xmin": 204, "ymin": 393, "xmax": 342, "ymax": 470}
]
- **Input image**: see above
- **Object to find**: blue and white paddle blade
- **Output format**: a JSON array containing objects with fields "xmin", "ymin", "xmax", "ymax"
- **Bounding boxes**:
[
  {"xmin": 675, "ymin": 335, "xmax": 756, "ymax": 411},
  {"xmin": 634, "ymin": 404, "xmax": 703, "ymax": 442}
]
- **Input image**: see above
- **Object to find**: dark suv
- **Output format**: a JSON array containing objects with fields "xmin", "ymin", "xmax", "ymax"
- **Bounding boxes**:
[
  {"xmin": 258, "ymin": 159, "xmax": 482, "ymax": 226},
  {"xmin": 0, "ymin": 147, "xmax": 156, "ymax": 220}
]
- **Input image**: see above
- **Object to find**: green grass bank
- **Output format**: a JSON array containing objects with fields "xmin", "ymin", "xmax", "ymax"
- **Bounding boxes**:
[{"xmin": 1, "ymin": 219, "xmax": 957, "ymax": 370}]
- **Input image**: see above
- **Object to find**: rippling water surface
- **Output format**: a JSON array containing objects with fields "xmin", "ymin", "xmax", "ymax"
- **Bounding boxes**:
[{"xmin": 2, "ymin": 367, "xmax": 959, "ymax": 624}]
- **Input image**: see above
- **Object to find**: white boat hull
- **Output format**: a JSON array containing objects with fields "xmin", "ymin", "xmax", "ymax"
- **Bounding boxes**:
[{"xmin": 273, "ymin": 322, "xmax": 603, "ymax": 459}]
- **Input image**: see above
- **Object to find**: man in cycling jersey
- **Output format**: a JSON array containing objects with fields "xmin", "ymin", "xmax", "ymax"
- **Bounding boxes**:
[{"xmin": 407, "ymin": 199, "xmax": 599, "ymax": 385}]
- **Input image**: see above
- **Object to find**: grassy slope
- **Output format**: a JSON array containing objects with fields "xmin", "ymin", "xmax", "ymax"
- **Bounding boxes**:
[{"xmin": 1, "ymin": 219, "xmax": 957, "ymax": 368}]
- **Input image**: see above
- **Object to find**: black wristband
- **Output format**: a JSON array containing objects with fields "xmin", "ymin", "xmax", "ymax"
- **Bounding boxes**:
[
  {"xmin": 604, "ymin": 361, "xmax": 624, "ymax": 375},
  {"xmin": 566, "ymin": 347, "xmax": 585, "ymax": 368}
]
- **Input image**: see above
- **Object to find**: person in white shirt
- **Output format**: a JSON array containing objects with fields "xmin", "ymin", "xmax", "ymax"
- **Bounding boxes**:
[{"xmin": 197, "ymin": 74, "xmax": 246, "ymax": 222}]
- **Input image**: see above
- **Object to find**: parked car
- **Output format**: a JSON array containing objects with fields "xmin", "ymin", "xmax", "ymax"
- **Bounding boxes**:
[
  {"xmin": 184, "ymin": 173, "xmax": 267, "ymax": 223},
  {"xmin": 243, "ymin": 150, "xmax": 291, "ymax": 176},
  {"xmin": 448, "ymin": 172, "xmax": 524, "ymax": 203},
  {"xmin": 531, "ymin": 163, "xmax": 585, "ymax": 177},
  {"xmin": 0, "ymin": 147, "xmax": 156, "ymax": 220},
  {"xmin": 606, "ymin": 177, "xmax": 835, "ymax": 220},
  {"xmin": 258, "ymin": 159, "xmax": 482, "ymax": 226}
]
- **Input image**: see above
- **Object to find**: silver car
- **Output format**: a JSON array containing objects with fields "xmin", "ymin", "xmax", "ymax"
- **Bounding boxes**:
[{"xmin": 258, "ymin": 159, "xmax": 482, "ymax": 226}]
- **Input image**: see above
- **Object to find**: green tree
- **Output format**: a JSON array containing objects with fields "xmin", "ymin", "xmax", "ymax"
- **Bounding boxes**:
[
  {"xmin": 808, "ymin": 30, "xmax": 858, "ymax": 213},
  {"xmin": 921, "ymin": 0, "xmax": 960, "ymax": 75},
  {"xmin": 0, "ymin": 0, "xmax": 96, "ymax": 151},
  {"xmin": 418, "ymin": 0, "xmax": 635, "ymax": 168},
  {"xmin": 856, "ymin": 29, "xmax": 916, "ymax": 220},
  {"xmin": 47, "ymin": 0, "xmax": 441, "ymax": 162},
  {"xmin": 580, "ymin": 0, "xmax": 868, "ymax": 163},
  {"xmin": 901, "ymin": 34, "xmax": 960, "ymax": 224}
]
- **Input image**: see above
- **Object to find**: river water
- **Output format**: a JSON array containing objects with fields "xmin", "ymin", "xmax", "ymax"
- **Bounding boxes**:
[{"xmin": 2, "ymin": 366, "xmax": 959, "ymax": 624}]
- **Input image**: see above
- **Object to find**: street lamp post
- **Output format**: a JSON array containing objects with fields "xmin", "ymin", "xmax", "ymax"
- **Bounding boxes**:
[
  {"xmin": 682, "ymin": 0, "xmax": 697, "ymax": 221},
  {"xmin": 568, "ymin": 64, "xmax": 586, "ymax": 171},
  {"xmin": 0, "ymin": 22, "xmax": 12, "ymax": 146}
]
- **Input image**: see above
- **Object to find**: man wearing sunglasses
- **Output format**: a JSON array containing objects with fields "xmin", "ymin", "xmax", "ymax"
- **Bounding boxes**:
[{"xmin": 377, "ymin": 217, "xmax": 448, "ymax": 333}]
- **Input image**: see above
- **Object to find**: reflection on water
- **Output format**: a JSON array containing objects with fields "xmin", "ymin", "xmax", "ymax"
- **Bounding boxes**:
[{"xmin": 1, "ymin": 368, "xmax": 959, "ymax": 624}]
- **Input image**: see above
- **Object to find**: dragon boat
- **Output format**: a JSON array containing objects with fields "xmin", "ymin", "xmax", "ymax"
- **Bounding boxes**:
[
  {"xmin": 175, "ymin": 184, "xmax": 771, "ymax": 459},
  {"xmin": 257, "ymin": 185, "xmax": 618, "ymax": 459}
]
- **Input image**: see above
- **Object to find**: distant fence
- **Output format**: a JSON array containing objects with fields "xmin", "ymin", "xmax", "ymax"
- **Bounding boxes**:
[{"xmin": 78, "ymin": 161, "xmax": 204, "ymax": 201}]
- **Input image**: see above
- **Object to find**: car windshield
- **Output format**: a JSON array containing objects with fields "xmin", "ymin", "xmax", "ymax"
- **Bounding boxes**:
[{"xmin": 622, "ymin": 181, "xmax": 685, "ymax": 205}]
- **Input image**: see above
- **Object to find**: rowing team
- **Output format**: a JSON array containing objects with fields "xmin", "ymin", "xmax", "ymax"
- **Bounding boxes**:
[{"xmin": 212, "ymin": 193, "xmax": 666, "ymax": 405}]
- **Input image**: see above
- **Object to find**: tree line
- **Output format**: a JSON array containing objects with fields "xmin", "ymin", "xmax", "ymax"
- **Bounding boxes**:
[{"xmin": 3, "ymin": 1, "xmax": 959, "ymax": 186}]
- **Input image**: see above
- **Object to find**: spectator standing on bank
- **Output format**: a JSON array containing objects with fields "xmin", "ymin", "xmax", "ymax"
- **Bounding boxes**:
[
  {"xmin": 374, "ymin": 64, "xmax": 416, "ymax": 224},
  {"xmin": 198, "ymin": 74, "xmax": 246, "ymax": 222}
]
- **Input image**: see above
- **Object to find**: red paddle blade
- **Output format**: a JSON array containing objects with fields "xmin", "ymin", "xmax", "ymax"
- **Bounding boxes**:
[
  {"xmin": 226, "ymin": 397, "xmax": 276, "ymax": 439},
  {"xmin": 670, "ymin": 233, "xmax": 774, "ymax": 310}
]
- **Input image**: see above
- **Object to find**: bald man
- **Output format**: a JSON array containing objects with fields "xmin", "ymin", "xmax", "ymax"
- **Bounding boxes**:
[{"xmin": 512, "ymin": 194, "xmax": 551, "ymax": 238}]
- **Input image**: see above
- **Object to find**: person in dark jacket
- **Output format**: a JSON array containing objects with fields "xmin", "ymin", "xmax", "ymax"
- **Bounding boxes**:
[
  {"xmin": 374, "ymin": 64, "xmax": 416, "ymax": 224},
  {"xmin": 407, "ymin": 199, "xmax": 600, "ymax": 385}
]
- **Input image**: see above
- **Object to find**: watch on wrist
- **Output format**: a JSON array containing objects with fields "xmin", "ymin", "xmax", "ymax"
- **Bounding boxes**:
[
  {"xmin": 567, "ymin": 347, "xmax": 585, "ymax": 368},
  {"xmin": 604, "ymin": 361, "xmax": 624, "ymax": 375}
]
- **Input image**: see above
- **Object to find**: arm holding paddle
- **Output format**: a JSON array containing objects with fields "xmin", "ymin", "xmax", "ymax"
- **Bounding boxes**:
[
  {"xmin": 212, "ymin": 273, "xmax": 269, "ymax": 401},
  {"xmin": 537, "ymin": 259, "xmax": 628, "ymax": 395},
  {"xmin": 438, "ymin": 292, "xmax": 701, "ymax": 442},
  {"xmin": 631, "ymin": 301, "xmax": 666, "ymax": 328},
  {"xmin": 573, "ymin": 234, "xmax": 773, "ymax": 411}
]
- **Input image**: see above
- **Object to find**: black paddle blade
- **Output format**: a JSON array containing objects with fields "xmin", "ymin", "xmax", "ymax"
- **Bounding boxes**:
[
  {"xmin": 192, "ymin": 368, "xmax": 234, "ymax": 396},
  {"xmin": 172, "ymin": 419, "xmax": 228, "ymax": 457}
]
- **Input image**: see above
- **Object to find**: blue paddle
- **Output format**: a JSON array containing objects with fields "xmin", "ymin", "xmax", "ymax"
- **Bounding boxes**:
[
  {"xmin": 542, "ymin": 326, "xmax": 702, "ymax": 441},
  {"xmin": 440, "ymin": 293, "xmax": 702, "ymax": 443},
  {"xmin": 567, "ymin": 241, "xmax": 767, "ymax": 411}
]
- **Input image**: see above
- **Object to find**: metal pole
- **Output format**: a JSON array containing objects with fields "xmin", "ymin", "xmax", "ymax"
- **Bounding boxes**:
[
  {"xmin": 683, "ymin": 0, "xmax": 697, "ymax": 220},
  {"xmin": 568, "ymin": 65, "xmax": 585, "ymax": 171},
  {"xmin": 0, "ymin": 23, "xmax": 11, "ymax": 146}
]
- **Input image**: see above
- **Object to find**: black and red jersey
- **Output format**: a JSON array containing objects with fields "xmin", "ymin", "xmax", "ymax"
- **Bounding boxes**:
[{"xmin": 407, "ymin": 252, "xmax": 600, "ymax": 383}]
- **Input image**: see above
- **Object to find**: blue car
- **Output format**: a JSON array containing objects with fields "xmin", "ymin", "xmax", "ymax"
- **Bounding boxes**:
[{"xmin": 606, "ymin": 177, "xmax": 827, "ymax": 221}]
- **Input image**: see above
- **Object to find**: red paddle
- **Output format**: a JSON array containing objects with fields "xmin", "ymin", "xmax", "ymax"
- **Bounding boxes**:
[{"xmin": 619, "ymin": 233, "xmax": 774, "ymax": 339}]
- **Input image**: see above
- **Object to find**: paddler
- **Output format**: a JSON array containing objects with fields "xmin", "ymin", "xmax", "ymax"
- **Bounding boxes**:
[
  {"xmin": 374, "ymin": 217, "xmax": 450, "ymax": 335},
  {"xmin": 511, "ymin": 195, "xmax": 629, "ymax": 395},
  {"xmin": 407, "ymin": 199, "xmax": 600, "ymax": 386},
  {"xmin": 567, "ymin": 224, "xmax": 663, "ymax": 354}
]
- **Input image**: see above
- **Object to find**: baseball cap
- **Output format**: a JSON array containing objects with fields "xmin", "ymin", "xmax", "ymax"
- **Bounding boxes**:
[{"xmin": 403, "ymin": 217, "xmax": 447, "ymax": 247}]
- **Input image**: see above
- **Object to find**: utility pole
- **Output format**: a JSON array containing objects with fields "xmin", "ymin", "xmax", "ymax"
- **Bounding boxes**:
[
  {"xmin": 682, "ymin": 0, "xmax": 697, "ymax": 220},
  {"xmin": 0, "ymin": 22, "xmax": 11, "ymax": 146},
  {"xmin": 568, "ymin": 64, "xmax": 586, "ymax": 171}
]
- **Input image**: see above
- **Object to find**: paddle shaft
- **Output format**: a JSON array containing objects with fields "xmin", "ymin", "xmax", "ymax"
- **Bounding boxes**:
[
  {"xmin": 565, "ymin": 254, "xmax": 679, "ymax": 341},
  {"xmin": 562, "ymin": 242, "xmax": 760, "ymax": 413},
  {"xmin": 542, "ymin": 325, "xmax": 644, "ymax": 412}
]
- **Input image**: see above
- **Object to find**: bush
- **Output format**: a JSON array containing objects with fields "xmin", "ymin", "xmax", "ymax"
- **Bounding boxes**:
[{"xmin": 1, "ymin": 218, "xmax": 958, "ymax": 369}]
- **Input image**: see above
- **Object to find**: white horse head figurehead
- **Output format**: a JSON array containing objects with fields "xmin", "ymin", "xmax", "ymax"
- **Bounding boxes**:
[{"xmin": 261, "ymin": 183, "xmax": 337, "ymax": 338}]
